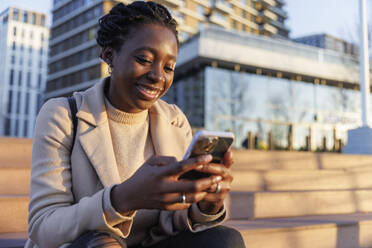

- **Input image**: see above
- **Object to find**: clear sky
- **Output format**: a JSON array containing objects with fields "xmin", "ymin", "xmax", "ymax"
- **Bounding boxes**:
[{"xmin": 0, "ymin": 0, "xmax": 367, "ymax": 43}]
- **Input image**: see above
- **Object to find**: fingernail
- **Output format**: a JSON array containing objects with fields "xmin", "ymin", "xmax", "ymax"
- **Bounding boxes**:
[{"xmin": 202, "ymin": 154, "xmax": 212, "ymax": 161}]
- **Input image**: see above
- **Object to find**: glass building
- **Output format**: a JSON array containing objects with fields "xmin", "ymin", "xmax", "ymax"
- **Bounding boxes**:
[{"xmin": 164, "ymin": 26, "xmax": 366, "ymax": 151}]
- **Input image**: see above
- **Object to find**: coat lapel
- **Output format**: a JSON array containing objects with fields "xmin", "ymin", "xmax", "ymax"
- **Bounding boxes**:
[
  {"xmin": 76, "ymin": 79, "xmax": 121, "ymax": 187},
  {"xmin": 149, "ymin": 102, "xmax": 190, "ymax": 161}
]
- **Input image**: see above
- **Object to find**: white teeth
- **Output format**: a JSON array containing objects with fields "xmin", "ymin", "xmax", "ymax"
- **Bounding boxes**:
[{"xmin": 138, "ymin": 85, "xmax": 161, "ymax": 96}]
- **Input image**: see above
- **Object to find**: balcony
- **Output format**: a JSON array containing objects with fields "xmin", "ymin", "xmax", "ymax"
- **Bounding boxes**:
[
  {"xmin": 254, "ymin": 0, "xmax": 276, "ymax": 7},
  {"xmin": 259, "ymin": 23, "xmax": 278, "ymax": 34},
  {"xmin": 260, "ymin": 9, "xmax": 277, "ymax": 21},
  {"xmin": 159, "ymin": 0, "xmax": 184, "ymax": 8},
  {"xmin": 209, "ymin": 13, "xmax": 229, "ymax": 28},
  {"xmin": 268, "ymin": 5, "xmax": 287, "ymax": 18},
  {"xmin": 268, "ymin": 19, "xmax": 289, "ymax": 32},
  {"xmin": 212, "ymin": 1, "xmax": 233, "ymax": 14}
]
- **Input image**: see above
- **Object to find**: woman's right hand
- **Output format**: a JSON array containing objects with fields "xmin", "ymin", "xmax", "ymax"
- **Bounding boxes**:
[{"xmin": 110, "ymin": 155, "xmax": 222, "ymax": 214}]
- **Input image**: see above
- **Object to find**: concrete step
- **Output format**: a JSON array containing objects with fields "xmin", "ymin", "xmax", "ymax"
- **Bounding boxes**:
[
  {"xmin": 0, "ymin": 168, "xmax": 30, "ymax": 195},
  {"xmin": 225, "ymin": 213, "xmax": 372, "ymax": 248},
  {"xmin": 0, "ymin": 138, "xmax": 32, "ymax": 168},
  {"xmin": 0, "ymin": 196, "xmax": 28, "ymax": 233},
  {"xmin": 227, "ymin": 190, "xmax": 372, "ymax": 219},
  {"xmin": 0, "ymin": 233, "xmax": 27, "ymax": 248},
  {"xmin": 233, "ymin": 150, "xmax": 372, "ymax": 171},
  {"xmin": 231, "ymin": 169, "xmax": 372, "ymax": 191}
]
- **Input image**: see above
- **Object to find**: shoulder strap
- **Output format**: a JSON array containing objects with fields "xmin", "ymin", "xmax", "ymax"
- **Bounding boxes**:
[{"xmin": 67, "ymin": 96, "xmax": 78, "ymax": 146}]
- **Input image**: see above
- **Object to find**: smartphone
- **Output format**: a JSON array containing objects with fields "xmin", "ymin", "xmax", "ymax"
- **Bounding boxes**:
[{"xmin": 179, "ymin": 130, "xmax": 234, "ymax": 180}]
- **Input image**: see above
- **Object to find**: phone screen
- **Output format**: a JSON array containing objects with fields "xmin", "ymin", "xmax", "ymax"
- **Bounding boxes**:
[{"xmin": 179, "ymin": 136, "xmax": 234, "ymax": 180}]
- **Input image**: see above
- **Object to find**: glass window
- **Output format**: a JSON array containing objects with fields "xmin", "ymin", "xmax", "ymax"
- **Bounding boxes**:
[
  {"xmin": 12, "ymin": 42, "xmax": 16, "ymax": 50},
  {"xmin": 23, "ymin": 12, "xmax": 27, "ymax": 22},
  {"xmin": 7, "ymin": 91, "xmax": 13, "ymax": 113},
  {"xmin": 41, "ymin": 16, "xmax": 45, "ymax": 26},
  {"xmin": 13, "ymin": 8, "xmax": 19, "ymax": 21},
  {"xmin": 16, "ymin": 91, "xmax": 21, "ymax": 114},
  {"xmin": 9, "ymin": 69, "xmax": 14, "ymax": 85},
  {"xmin": 25, "ymin": 93, "xmax": 30, "ymax": 115},
  {"xmin": 13, "ymin": 27, "xmax": 17, "ymax": 36},
  {"xmin": 18, "ymin": 71, "xmax": 22, "ymax": 86},
  {"xmin": 27, "ymin": 72, "xmax": 31, "ymax": 87},
  {"xmin": 24, "ymin": 120, "xmax": 28, "ymax": 137},
  {"xmin": 31, "ymin": 13, "xmax": 36, "ymax": 24}
]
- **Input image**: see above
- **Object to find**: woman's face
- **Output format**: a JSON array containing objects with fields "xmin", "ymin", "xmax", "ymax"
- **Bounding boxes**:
[{"xmin": 107, "ymin": 24, "xmax": 178, "ymax": 113}]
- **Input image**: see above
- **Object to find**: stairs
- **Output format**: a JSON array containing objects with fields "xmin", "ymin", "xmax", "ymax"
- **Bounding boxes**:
[
  {"xmin": 225, "ymin": 150, "xmax": 372, "ymax": 248},
  {"xmin": 2, "ymin": 139, "xmax": 372, "ymax": 247},
  {"xmin": 0, "ymin": 138, "xmax": 31, "ymax": 248}
]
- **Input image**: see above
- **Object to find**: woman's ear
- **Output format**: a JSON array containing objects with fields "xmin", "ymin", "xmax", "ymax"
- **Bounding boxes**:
[{"xmin": 101, "ymin": 47, "xmax": 114, "ymax": 66}]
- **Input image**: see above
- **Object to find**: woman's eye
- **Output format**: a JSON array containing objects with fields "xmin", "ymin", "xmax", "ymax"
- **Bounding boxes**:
[
  {"xmin": 164, "ymin": 66, "xmax": 174, "ymax": 72},
  {"xmin": 136, "ymin": 56, "xmax": 152, "ymax": 64}
]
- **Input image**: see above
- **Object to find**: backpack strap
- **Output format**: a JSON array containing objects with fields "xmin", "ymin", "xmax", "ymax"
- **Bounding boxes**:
[{"xmin": 67, "ymin": 96, "xmax": 78, "ymax": 146}]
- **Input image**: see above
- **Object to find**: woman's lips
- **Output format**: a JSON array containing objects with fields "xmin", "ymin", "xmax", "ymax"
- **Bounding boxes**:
[{"xmin": 136, "ymin": 84, "xmax": 162, "ymax": 100}]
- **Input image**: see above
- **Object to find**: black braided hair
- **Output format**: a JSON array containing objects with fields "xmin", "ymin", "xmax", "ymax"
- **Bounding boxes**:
[{"xmin": 96, "ymin": 1, "xmax": 178, "ymax": 56}]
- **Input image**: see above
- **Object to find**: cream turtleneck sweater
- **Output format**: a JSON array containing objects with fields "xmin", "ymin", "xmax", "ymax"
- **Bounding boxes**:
[{"xmin": 102, "ymin": 97, "xmax": 226, "ymax": 247}]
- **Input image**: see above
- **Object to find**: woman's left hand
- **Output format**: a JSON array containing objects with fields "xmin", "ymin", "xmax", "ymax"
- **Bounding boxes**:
[{"xmin": 194, "ymin": 150, "xmax": 234, "ymax": 215}]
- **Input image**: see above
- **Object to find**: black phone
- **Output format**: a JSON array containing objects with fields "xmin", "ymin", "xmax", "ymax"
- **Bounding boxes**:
[{"xmin": 179, "ymin": 131, "xmax": 234, "ymax": 180}]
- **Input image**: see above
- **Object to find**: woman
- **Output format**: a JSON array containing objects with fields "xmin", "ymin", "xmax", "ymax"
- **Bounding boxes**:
[{"xmin": 26, "ymin": 1, "xmax": 245, "ymax": 247}]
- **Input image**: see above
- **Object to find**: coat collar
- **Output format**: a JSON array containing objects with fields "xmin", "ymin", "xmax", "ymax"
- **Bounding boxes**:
[{"xmin": 75, "ymin": 78, "xmax": 188, "ymax": 187}]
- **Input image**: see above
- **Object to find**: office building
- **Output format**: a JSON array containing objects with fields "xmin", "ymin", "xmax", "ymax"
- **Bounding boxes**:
[
  {"xmin": 163, "ymin": 26, "xmax": 368, "ymax": 151},
  {"xmin": 46, "ymin": 0, "xmax": 288, "ymax": 99},
  {"xmin": 0, "ymin": 7, "xmax": 49, "ymax": 137},
  {"xmin": 293, "ymin": 33, "xmax": 359, "ymax": 57}
]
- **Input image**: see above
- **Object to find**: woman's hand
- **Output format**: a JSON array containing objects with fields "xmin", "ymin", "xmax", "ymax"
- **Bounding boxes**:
[
  {"xmin": 111, "ymin": 154, "xmax": 222, "ymax": 215},
  {"xmin": 195, "ymin": 150, "xmax": 234, "ymax": 215}
]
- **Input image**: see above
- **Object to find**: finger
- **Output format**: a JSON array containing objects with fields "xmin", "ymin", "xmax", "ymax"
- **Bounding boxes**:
[
  {"xmin": 207, "ymin": 181, "xmax": 231, "ymax": 193},
  {"xmin": 160, "ymin": 154, "xmax": 212, "ymax": 176},
  {"xmin": 202, "ymin": 192, "xmax": 228, "ymax": 203},
  {"xmin": 158, "ymin": 192, "xmax": 207, "ymax": 204},
  {"xmin": 147, "ymin": 155, "xmax": 178, "ymax": 166},
  {"xmin": 223, "ymin": 150, "xmax": 234, "ymax": 169},
  {"xmin": 160, "ymin": 175, "xmax": 222, "ymax": 193},
  {"xmin": 195, "ymin": 164, "xmax": 231, "ymax": 179}
]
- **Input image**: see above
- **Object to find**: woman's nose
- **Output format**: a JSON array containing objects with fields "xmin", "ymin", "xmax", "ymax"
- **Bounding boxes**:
[{"xmin": 147, "ymin": 67, "xmax": 165, "ymax": 83}]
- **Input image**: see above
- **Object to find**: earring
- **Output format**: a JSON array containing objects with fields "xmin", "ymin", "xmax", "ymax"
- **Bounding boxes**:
[{"xmin": 108, "ymin": 64, "xmax": 112, "ymax": 75}]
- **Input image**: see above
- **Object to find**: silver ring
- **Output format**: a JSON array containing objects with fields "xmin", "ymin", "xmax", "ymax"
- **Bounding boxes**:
[
  {"xmin": 215, "ymin": 182, "xmax": 222, "ymax": 194},
  {"xmin": 181, "ymin": 194, "xmax": 186, "ymax": 204}
]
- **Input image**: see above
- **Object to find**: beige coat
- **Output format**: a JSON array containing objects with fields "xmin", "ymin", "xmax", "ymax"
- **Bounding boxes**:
[{"xmin": 26, "ymin": 79, "xmax": 226, "ymax": 248}]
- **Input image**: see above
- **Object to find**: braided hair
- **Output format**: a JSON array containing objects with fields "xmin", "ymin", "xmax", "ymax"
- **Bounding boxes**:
[{"xmin": 96, "ymin": 1, "xmax": 179, "ymax": 56}]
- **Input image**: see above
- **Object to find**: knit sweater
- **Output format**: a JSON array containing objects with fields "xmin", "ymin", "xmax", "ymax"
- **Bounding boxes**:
[{"xmin": 102, "ymin": 97, "xmax": 225, "ymax": 247}]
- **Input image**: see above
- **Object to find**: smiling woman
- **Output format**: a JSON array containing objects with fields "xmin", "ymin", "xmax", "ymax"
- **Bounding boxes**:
[{"xmin": 26, "ymin": 1, "xmax": 244, "ymax": 248}]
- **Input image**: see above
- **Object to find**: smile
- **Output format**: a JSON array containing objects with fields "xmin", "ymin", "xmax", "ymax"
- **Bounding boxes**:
[{"xmin": 136, "ymin": 84, "xmax": 163, "ymax": 100}]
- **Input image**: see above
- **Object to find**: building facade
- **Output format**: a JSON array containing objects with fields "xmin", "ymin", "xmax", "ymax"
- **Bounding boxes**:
[
  {"xmin": 293, "ymin": 33, "xmax": 359, "ymax": 57},
  {"xmin": 164, "ymin": 27, "xmax": 369, "ymax": 151},
  {"xmin": 0, "ymin": 7, "xmax": 49, "ymax": 137},
  {"xmin": 46, "ymin": 0, "xmax": 288, "ymax": 99}
]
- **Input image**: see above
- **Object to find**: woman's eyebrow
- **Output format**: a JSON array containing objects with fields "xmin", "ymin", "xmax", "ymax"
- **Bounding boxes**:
[{"xmin": 134, "ymin": 46, "xmax": 176, "ymax": 60}]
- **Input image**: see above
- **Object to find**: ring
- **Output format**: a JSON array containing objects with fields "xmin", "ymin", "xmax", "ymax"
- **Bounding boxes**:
[
  {"xmin": 215, "ymin": 182, "xmax": 221, "ymax": 194},
  {"xmin": 181, "ymin": 194, "xmax": 186, "ymax": 204}
]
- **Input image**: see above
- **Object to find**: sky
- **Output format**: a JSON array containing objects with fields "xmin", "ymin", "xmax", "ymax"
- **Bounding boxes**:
[{"xmin": 0, "ymin": 0, "xmax": 367, "ymax": 44}]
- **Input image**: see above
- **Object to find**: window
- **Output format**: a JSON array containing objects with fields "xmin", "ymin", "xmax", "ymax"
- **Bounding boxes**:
[
  {"xmin": 13, "ymin": 8, "xmax": 19, "ymax": 21},
  {"xmin": 16, "ymin": 91, "xmax": 21, "ymax": 114},
  {"xmin": 41, "ymin": 16, "xmax": 45, "ymax": 26},
  {"xmin": 197, "ymin": 5, "xmax": 204, "ymax": 16},
  {"xmin": 23, "ymin": 120, "xmax": 28, "ymax": 137},
  {"xmin": 31, "ymin": 13, "xmax": 36, "ymax": 24},
  {"xmin": 27, "ymin": 72, "xmax": 31, "ymax": 87},
  {"xmin": 18, "ymin": 71, "xmax": 22, "ymax": 86},
  {"xmin": 9, "ymin": 70, "xmax": 14, "ymax": 85},
  {"xmin": 7, "ymin": 91, "xmax": 13, "ymax": 113},
  {"xmin": 38, "ymin": 74, "xmax": 42, "ymax": 88},
  {"xmin": 25, "ymin": 93, "xmax": 30, "ymax": 115},
  {"xmin": 3, "ymin": 15, "xmax": 8, "ymax": 23},
  {"xmin": 12, "ymin": 42, "xmax": 16, "ymax": 50},
  {"xmin": 13, "ymin": 27, "xmax": 17, "ymax": 36},
  {"xmin": 4, "ymin": 118, "xmax": 11, "ymax": 135},
  {"xmin": 23, "ymin": 12, "xmax": 27, "ymax": 22}
]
